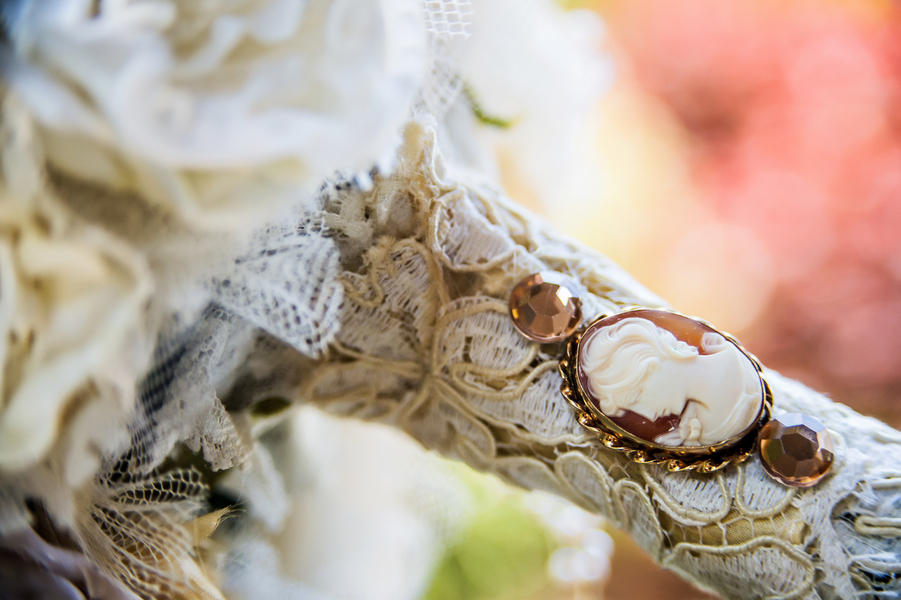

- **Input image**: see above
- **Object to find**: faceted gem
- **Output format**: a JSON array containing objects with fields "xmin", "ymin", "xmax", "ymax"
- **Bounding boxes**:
[
  {"xmin": 509, "ymin": 272, "xmax": 582, "ymax": 343},
  {"xmin": 576, "ymin": 309, "xmax": 764, "ymax": 449},
  {"xmin": 758, "ymin": 413, "xmax": 833, "ymax": 487}
]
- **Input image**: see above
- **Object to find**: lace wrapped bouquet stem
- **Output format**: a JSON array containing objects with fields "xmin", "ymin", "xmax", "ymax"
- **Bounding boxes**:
[{"xmin": 230, "ymin": 121, "xmax": 901, "ymax": 600}]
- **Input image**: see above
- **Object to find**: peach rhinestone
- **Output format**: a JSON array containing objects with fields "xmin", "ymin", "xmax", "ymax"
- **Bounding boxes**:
[
  {"xmin": 509, "ymin": 272, "xmax": 582, "ymax": 343},
  {"xmin": 758, "ymin": 413, "xmax": 834, "ymax": 487}
]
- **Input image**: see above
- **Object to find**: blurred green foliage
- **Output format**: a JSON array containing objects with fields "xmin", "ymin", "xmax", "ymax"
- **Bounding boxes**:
[{"xmin": 422, "ymin": 498, "xmax": 552, "ymax": 600}]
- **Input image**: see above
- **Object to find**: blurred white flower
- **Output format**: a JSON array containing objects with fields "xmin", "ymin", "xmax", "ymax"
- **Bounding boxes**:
[
  {"xmin": 549, "ymin": 544, "xmax": 611, "ymax": 583},
  {"xmin": 524, "ymin": 490, "xmax": 613, "ymax": 586},
  {"xmin": 220, "ymin": 408, "xmax": 474, "ymax": 600},
  {"xmin": 0, "ymin": 0, "xmax": 430, "ymax": 477},
  {"xmin": 463, "ymin": 0, "xmax": 613, "ymax": 209},
  {"xmin": 0, "ymin": 96, "xmax": 151, "ymax": 475},
  {"xmin": 3, "ymin": 0, "xmax": 427, "ymax": 229}
]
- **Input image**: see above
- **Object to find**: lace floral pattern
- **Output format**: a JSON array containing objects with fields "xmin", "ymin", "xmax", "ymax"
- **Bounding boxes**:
[{"xmin": 222, "ymin": 121, "xmax": 901, "ymax": 599}]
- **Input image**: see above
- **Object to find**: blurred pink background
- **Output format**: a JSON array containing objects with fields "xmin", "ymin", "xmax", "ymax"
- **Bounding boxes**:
[
  {"xmin": 616, "ymin": 0, "xmax": 901, "ymax": 426},
  {"xmin": 531, "ymin": 0, "xmax": 901, "ymax": 428}
]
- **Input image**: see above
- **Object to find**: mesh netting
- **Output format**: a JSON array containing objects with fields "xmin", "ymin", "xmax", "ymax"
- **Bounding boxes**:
[{"xmin": 79, "ymin": 468, "xmax": 225, "ymax": 600}]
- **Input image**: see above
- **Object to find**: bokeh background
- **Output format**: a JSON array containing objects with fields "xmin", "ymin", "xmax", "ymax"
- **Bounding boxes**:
[
  {"xmin": 563, "ymin": 0, "xmax": 901, "ymax": 433},
  {"xmin": 271, "ymin": 2, "xmax": 901, "ymax": 599}
]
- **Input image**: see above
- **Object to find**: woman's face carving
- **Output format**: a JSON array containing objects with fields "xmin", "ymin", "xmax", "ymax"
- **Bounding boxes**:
[{"xmin": 577, "ymin": 314, "xmax": 763, "ymax": 448}]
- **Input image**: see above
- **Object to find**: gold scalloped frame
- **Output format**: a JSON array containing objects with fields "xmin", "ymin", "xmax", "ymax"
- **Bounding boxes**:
[{"xmin": 559, "ymin": 307, "xmax": 773, "ymax": 473}]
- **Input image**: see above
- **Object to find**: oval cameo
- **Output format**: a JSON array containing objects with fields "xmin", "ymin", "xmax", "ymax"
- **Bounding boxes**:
[{"xmin": 576, "ymin": 310, "xmax": 764, "ymax": 449}]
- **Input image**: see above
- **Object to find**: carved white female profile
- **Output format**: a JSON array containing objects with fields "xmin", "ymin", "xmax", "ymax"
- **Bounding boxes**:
[{"xmin": 577, "ymin": 315, "xmax": 763, "ymax": 448}]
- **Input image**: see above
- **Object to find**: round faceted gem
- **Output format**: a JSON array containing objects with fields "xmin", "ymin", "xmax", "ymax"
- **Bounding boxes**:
[
  {"xmin": 509, "ymin": 272, "xmax": 582, "ymax": 343},
  {"xmin": 758, "ymin": 413, "xmax": 834, "ymax": 487}
]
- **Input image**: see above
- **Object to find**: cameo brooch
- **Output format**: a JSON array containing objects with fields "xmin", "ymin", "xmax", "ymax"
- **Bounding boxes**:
[
  {"xmin": 559, "ymin": 308, "xmax": 771, "ymax": 474},
  {"xmin": 509, "ymin": 272, "xmax": 833, "ymax": 486}
]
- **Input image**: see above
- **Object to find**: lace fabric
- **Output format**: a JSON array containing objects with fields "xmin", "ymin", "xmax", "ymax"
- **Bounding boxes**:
[
  {"xmin": 219, "ymin": 119, "xmax": 901, "ymax": 599},
  {"xmin": 0, "ymin": 1, "xmax": 900, "ymax": 599}
]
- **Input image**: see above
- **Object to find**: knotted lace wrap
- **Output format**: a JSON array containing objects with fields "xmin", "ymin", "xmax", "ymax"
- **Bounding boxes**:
[{"xmin": 215, "ymin": 121, "xmax": 901, "ymax": 600}]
